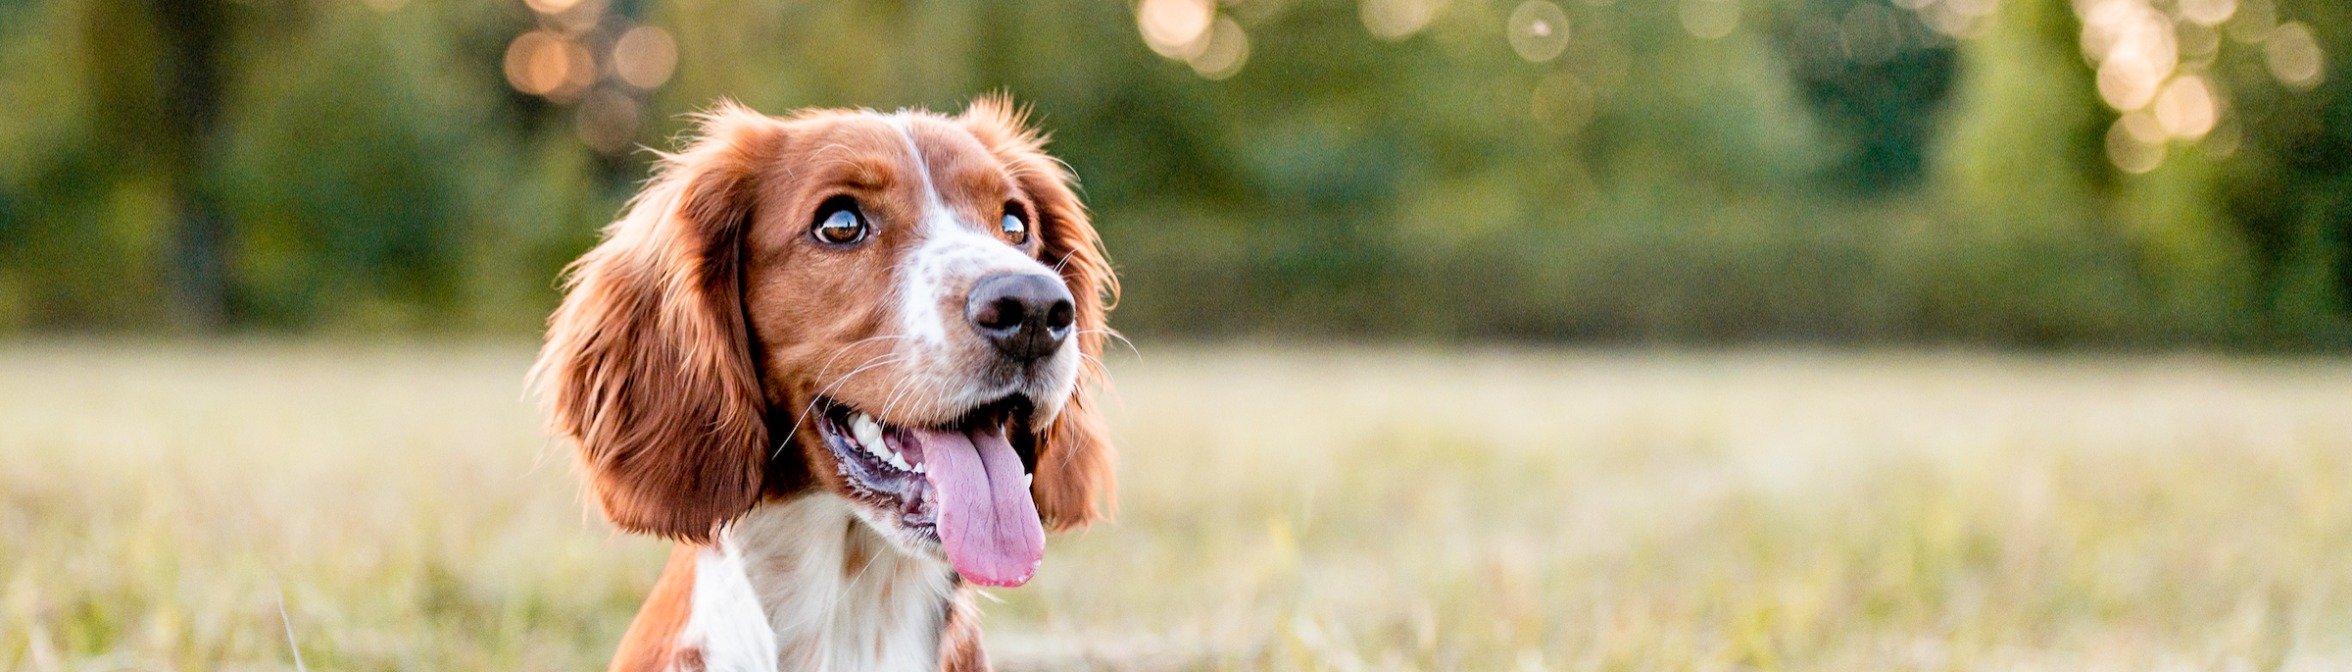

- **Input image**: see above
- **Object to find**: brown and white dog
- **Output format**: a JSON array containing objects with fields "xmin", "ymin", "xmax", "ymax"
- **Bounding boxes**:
[{"xmin": 532, "ymin": 98, "xmax": 1115, "ymax": 672}]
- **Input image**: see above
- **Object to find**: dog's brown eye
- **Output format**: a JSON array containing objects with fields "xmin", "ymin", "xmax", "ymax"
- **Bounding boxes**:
[
  {"xmin": 1000, "ymin": 205, "xmax": 1029, "ymax": 244},
  {"xmin": 812, "ymin": 198, "xmax": 868, "ymax": 246}
]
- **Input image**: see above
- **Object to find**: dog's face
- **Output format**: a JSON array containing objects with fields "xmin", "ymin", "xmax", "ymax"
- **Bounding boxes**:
[
  {"xmin": 744, "ymin": 110, "xmax": 1099, "ymax": 586},
  {"xmin": 535, "ymin": 99, "xmax": 1115, "ymax": 588}
]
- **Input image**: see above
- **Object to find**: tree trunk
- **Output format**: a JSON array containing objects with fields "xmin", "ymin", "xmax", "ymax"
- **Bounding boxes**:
[{"xmin": 151, "ymin": 0, "xmax": 231, "ymax": 330}]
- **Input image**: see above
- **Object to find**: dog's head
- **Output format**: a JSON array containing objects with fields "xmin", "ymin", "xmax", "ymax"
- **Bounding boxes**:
[{"xmin": 533, "ymin": 98, "xmax": 1115, "ymax": 587}]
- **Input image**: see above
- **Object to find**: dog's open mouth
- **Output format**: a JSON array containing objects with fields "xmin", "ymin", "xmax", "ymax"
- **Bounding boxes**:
[{"xmin": 815, "ymin": 395, "xmax": 1043, "ymax": 587}]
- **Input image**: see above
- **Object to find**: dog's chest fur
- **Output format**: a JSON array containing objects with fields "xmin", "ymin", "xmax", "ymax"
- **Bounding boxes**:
[{"xmin": 681, "ymin": 495, "xmax": 960, "ymax": 672}]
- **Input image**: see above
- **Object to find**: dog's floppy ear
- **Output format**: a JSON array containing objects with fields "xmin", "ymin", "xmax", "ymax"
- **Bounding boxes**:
[
  {"xmin": 533, "ymin": 104, "xmax": 781, "ymax": 543},
  {"xmin": 960, "ymin": 96, "xmax": 1118, "ymax": 531}
]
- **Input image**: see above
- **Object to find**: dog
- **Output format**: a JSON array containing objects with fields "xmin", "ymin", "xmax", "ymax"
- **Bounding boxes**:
[{"xmin": 532, "ymin": 97, "xmax": 1116, "ymax": 672}]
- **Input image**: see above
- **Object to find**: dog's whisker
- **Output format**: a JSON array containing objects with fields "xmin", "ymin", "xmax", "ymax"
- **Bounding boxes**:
[
  {"xmin": 811, "ymin": 335, "xmax": 915, "ymax": 378},
  {"xmin": 1071, "ymin": 329, "xmax": 1140, "ymax": 360},
  {"xmin": 776, "ymin": 352, "xmax": 910, "ymax": 459},
  {"xmin": 874, "ymin": 368, "xmax": 932, "ymax": 428}
]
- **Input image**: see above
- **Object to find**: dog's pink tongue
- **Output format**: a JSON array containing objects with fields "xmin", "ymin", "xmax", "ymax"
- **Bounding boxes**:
[{"xmin": 914, "ymin": 426, "xmax": 1045, "ymax": 587}]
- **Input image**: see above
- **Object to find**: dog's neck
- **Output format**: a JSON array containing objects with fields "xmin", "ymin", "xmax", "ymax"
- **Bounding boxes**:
[{"xmin": 685, "ymin": 495, "xmax": 963, "ymax": 672}]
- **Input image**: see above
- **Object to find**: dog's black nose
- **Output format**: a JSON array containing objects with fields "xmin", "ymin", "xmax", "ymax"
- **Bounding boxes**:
[{"xmin": 966, "ymin": 272, "xmax": 1076, "ymax": 361}]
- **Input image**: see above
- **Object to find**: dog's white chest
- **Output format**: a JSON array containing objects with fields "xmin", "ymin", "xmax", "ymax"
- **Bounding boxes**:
[{"xmin": 681, "ymin": 496, "xmax": 957, "ymax": 672}]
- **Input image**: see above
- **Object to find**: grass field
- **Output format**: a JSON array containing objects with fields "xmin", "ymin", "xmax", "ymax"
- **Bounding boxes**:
[{"xmin": 3, "ymin": 344, "xmax": 2351, "ymax": 671}]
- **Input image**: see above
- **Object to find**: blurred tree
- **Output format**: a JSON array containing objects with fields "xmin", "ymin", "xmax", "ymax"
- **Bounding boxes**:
[
  {"xmin": 1927, "ymin": 0, "xmax": 2147, "ymax": 343},
  {"xmin": 219, "ymin": 5, "xmax": 471, "ymax": 327},
  {"xmin": 0, "ymin": 0, "xmax": 2344, "ymax": 347},
  {"xmin": 0, "ymin": 0, "xmax": 166, "ymax": 328},
  {"xmin": 1767, "ymin": 0, "xmax": 1960, "ymax": 193},
  {"xmin": 2216, "ymin": 0, "xmax": 2351, "ymax": 341},
  {"xmin": 146, "ymin": 0, "xmax": 232, "ymax": 329}
]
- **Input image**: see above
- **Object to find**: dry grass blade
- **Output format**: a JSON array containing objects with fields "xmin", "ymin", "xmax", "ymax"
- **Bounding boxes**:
[{"xmin": 1, "ymin": 343, "xmax": 2350, "ymax": 670}]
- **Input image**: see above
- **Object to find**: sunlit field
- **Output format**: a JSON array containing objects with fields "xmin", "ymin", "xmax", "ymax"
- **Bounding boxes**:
[{"xmin": 4, "ymin": 344, "xmax": 2352, "ymax": 671}]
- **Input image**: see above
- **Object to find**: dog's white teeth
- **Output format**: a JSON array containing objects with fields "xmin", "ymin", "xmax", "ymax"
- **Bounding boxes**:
[
  {"xmin": 850, "ymin": 413, "xmax": 884, "ymax": 448},
  {"xmin": 842, "ymin": 411, "xmax": 920, "ymax": 474},
  {"xmin": 1024, "ymin": 473, "xmax": 1033, "ymax": 489}
]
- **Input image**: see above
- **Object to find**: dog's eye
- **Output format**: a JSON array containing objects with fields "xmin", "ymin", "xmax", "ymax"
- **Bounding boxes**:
[
  {"xmin": 1000, "ymin": 204, "xmax": 1029, "ymax": 245},
  {"xmin": 812, "ymin": 198, "xmax": 868, "ymax": 246}
]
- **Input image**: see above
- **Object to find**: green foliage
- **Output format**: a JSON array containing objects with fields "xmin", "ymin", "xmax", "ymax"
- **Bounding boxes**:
[
  {"xmin": 0, "ymin": 0, "xmax": 2344, "ymax": 346},
  {"xmin": 2215, "ymin": 1, "xmax": 2352, "ymax": 342}
]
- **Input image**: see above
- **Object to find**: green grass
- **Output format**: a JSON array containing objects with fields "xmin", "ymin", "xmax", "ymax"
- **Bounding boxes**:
[{"xmin": 4, "ymin": 344, "xmax": 2352, "ymax": 671}]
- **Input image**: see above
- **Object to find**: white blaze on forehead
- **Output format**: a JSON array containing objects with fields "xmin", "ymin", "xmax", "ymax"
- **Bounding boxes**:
[{"xmin": 886, "ymin": 114, "xmax": 1057, "ymax": 349}]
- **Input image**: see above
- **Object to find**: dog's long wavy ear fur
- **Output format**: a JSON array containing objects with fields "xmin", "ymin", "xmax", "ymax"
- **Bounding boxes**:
[
  {"xmin": 960, "ymin": 96, "xmax": 1119, "ymax": 532},
  {"xmin": 533, "ymin": 104, "xmax": 780, "ymax": 543}
]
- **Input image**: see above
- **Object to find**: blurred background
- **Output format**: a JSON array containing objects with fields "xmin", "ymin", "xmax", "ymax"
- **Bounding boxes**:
[
  {"xmin": 0, "ymin": 0, "xmax": 2345, "ymax": 347},
  {"xmin": 8, "ymin": 1, "xmax": 2352, "ymax": 671}
]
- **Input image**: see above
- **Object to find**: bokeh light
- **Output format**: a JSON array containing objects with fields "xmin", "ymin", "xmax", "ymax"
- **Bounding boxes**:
[
  {"xmin": 1678, "ymin": 0, "xmax": 1739, "ymax": 40},
  {"xmin": 522, "ymin": 0, "xmax": 603, "ymax": 36},
  {"xmin": 612, "ymin": 26, "xmax": 678, "ymax": 91},
  {"xmin": 14, "ymin": 0, "xmax": 2352, "ymax": 364},
  {"xmin": 2152, "ymin": 74, "xmax": 2218, "ymax": 139},
  {"xmin": 2096, "ymin": 61, "xmax": 2161, "ymax": 111},
  {"xmin": 1916, "ymin": 0, "xmax": 1999, "ymax": 40},
  {"xmin": 2179, "ymin": 0, "xmax": 2238, "ymax": 26},
  {"xmin": 2064, "ymin": 0, "xmax": 2302, "ymax": 174},
  {"xmin": 2266, "ymin": 21, "xmax": 2325, "ymax": 89},
  {"xmin": 1189, "ymin": 16, "xmax": 1251, "ymax": 79},
  {"xmin": 494, "ymin": 2, "xmax": 671, "ymax": 154},
  {"xmin": 503, "ymin": 31, "xmax": 594, "ymax": 100},
  {"xmin": 2083, "ymin": 0, "xmax": 2178, "ymax": 111},
  {"xmin": 1362, "ymin": 0, "xmax": 1447, "ymax": 41},
  {"xmin": 523, "ymin": 0, "xmax": 583, "ymax": 15},
  {"xmin": 1508, "ymin": 1, "xmax": 1571, "ymax": 62},
  {"xmin": 1138, "ymin": 0, "xmax": 1216, "ymax": 59}
]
